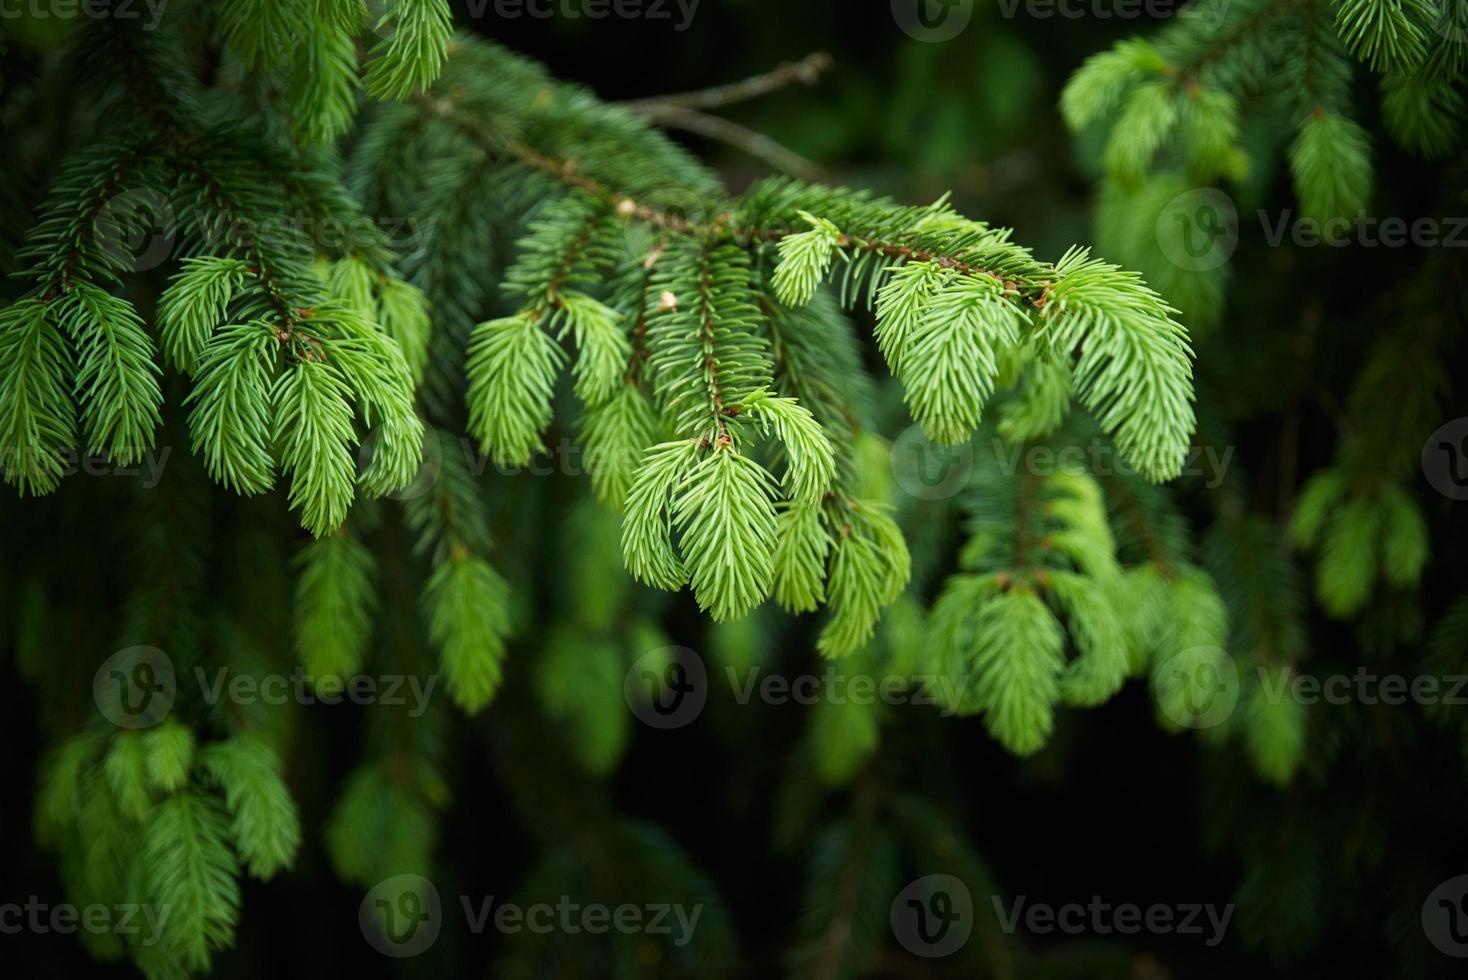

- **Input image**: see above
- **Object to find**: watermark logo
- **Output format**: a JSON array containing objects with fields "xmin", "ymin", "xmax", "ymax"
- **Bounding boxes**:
[
  {"xmin": 359, "ymin": 877, "xmax": 703, "ymax": 956},
  {"xmin": 0, "ymin": 0, "xmax": 167, "ymax": 31},
  {"xmin": 624, "ymin": 646, "xmax": 707, "ymax": 729},
  {"xmin": 1423, "ymin": 418, "xmax": 1468, "ymax": 501},
  {"xmin": 94, "ymin": 647, "xmax": 436, "ymax": 727},
  {"xmin": 197, "ymin": 209, "xmax": 427, "ymax": 259},
  {"xmin": 891, "ymin": 424, "xmax": 973, "ymax": 500},
  {"xmin": 992, "ymin": 438, "xmax": 1233, "ymax": 487},
  {"xmin": 1432, "ymin": 0, "xmax": 1468, "ymax": 45},
  {"xmin": 361, "ymin": 875, "xmax": 442, "ymax": 958},
  {"xmin": 355, "ymin": 431, "xmax": 655, "ymax": 496},
  {"xmin": 0, "ymin": 445, "xmax": 171, "ymax": 489},
  {"xmin": 93, "ymin": 646, "xmax": 176, "ymax": 729},
  {"xmin": 1160, "ymin": 194, "xmax": 1468, "ymax": 270},
  {"xmin": 992, "ymin": 896, "xmax": 1232, "ymax": 945},
  {"xmin": 891, "ymin": 874, "xmax": 973, "ymax": 957},
  {"xmin": 1157, "ymin": 188, "xmax": 1238, "ymax": 272},
  {"xmin": 890, "ymin": 435, "xmax": 1233, "ymax": 497},
  {"xmin": 1158, "ymin": 655, "xmax": 1468, "ymax": 725},
  {"xmin": 727, "ymin": 665, "xmax": 958, "ymax": 715},
  {"xmin": 359, "ymin": 426, "xmax": 445, "ymax": 502},
  {"xmin": 616, "ymin": 184, "xmax": 718, "ymax": 268},
  {"xmin": 891, "ymin": 0, "xmax": 973, "ymax": 42},
  {"xmin": 193, "ymin": 666, "xmax": 437, "ymax": 716},
  {"xmin": 460, "ymin": 895, "xmax": 702, "ymax": 943},
  {"xmin": 95, "ymin": 188, "xmax": 176, "ymax": 273},
  {"xmin": 467, "ymin": 0, "xmax": 701, "ymax": 30},
  {"xmin": 0, "ymin": 897, "xmax": 170, "ymax": 945},
  {"xmin": 1154, "ymin": 645, "xmax": 1238, "ymax": 729},
  {"xmin": 993, "ymin": 0, "xmax": 1230, "ymax": 30},
  {"xmin": 1423, "ymin": 875, "xmax": 1468, "ymax": 957},
  {"xmin": 1259, "ymin": 667, "xmax": 1468, "ymax": 708},
  {"xmin": 1259, "ymin": 211, "xmax": 1468, "ymax": 249}
]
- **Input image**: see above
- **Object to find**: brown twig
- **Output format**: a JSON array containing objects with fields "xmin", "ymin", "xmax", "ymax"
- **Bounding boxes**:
[
  {"xmin": 421, "ymin": 96, "xmax": 1026, "ymax": 293},
  {"xmin": 618, "ymin": 52, "xmax": 833, "ymax": 180},
  {"xmin": 627, "ymin": 104, "xmax": 827, "ymax": 181},
  {"xmin": 619, "ymin": 51, "xmax": 833, "ymax": 112}
]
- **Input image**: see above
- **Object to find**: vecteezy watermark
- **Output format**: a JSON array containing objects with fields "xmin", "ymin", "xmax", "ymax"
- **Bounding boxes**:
[
  {"xmin": 462, "ymin": 436, "xmax": 597, "ymax": 480},
  {"xmin": 726, "ymin": 666, "xmax": 961, "ymax": 716},
  {"xmin": 1257, "ymin": 666, "xmax": 1468, "ymax": 708},
  {"xmin": 95, "ymin": 188, "xmax": 176, "ymax": 273},
  {"xmin": 891, "ymin": 424, "xmax": 974, "ymax": 501},
  {"xmin": 891, "ymin": 875, "xmax": 973, "ymax": 957},
  {"xmin": 359, "ymin": 874, "xmax": 703, "ymax": 958},
  {"xmin": 1154, "ymin": 645, "xmax": 1239, "ymax": 730},
  {"xmin": 0, "ymin": 897, "xmax": 170, "ymax": 946},
  {"xmin": 85, "ymin": 190, "xmax": 427, "ymax": 273},
  {"xmin": 1159, "ymin": 188, "xmax": 1468, "ymax": 271},
  {"xmin": 1155, "ymin": 646, "xmax": 1468, "ymax": 729},
  {"xmin": 1432, "ymin": 0, "xmax": 1468, "ymax": 46},
  {"xmin": 356, "ymin": 431, "xmax": 639, "ymax": 502},
  {"xmin": 465, "ymin": 0, "xmax": 700, "ymax": 30},
  {"xmin": 1423, "ymin": 875, "xmax": 1468, "ymax": 958},
  {"xmin": 193, "ymin": 667, "xmax": 437, "ymax": 716},
  {"xmin": 991, "ymin": 895, "xmax": 1233, "ymax": 946},
  {"xmin": 1423, "ymin": 418, "xmax": 1468, "ymax": 501},
  {"xmin": 0, "ymin": 446, "xmax": 172, "ymax": 489},
  {"xmin": 200, "ymin": 209, "xmax": 428, "ymax": 260},
  {"xmin": 1258, "ymin": 211, "xmax": 1468, "ymax": 250},
  {"xmin": 891, "ymin": 0, "xmax": 973, "ymax": 41},
  {"xmin": 616, "ymin": 185, "xmax": 718, "ymax": 266},
  {"xmin": 93, "ymin": 648, "xmax": 437, "ymax": 728},
  {"xmin": 94, "ymin": 646, "xmax": 177, "ymax": 730},
  {"xmin": 624, "ymin": 646, "xmax": 707, "ymax": 729},
  {"xmin": 360, "ymin": 426, "xmax": 442, "ymax": 502},
  {"xmin": 460, "ymin": 895, "xmax": 702, "ymax": 945},
  {"xmin": 890, "ymin": 429, "xmax": 1234, "ymax": 502},
  {"xmin": 897, "ymin": 0, "xmax": 1225, "ymax": 40},
  {"xmin": 1157, "ymin": 188, "xmax": 1240, "ymax": 272},
  {"xmin": 992, "ymin": 438, "xmax": 1232, "ymax": 486},
  {"xmin": 361, "ymin": 875, "xmax": 442, "ymax": 958},
  {"xmin": 0, "ymin": 0, "xmax": 167, "ymax": 31},
  {"xmin": 624, "ymin": 647, "xmax": 967, "ymax": 728},
  {"xmin": 994, "ymin": 0, "xmax": 1230, "ymax": 30}
]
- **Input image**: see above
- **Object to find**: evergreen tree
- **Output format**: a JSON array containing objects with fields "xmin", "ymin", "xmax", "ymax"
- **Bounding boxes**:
[{"xmin": 1, "ymin": 2, "xmax": 1464, "ymax": 977}]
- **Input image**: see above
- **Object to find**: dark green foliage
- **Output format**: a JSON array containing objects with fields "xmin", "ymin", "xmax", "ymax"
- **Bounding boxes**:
[{"xmin": 2, "ymin": 5, "xmax": 1463, "ymax": 980}]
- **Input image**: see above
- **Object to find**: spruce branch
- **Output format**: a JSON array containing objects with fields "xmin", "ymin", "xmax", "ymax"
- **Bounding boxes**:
[
  {"xmin": 619, "ymin": 51, "xmax": 834, "ymax": 113},
  {"xmin": 622, "ymin": 105, "xmax": 828, "ymax": 181}
]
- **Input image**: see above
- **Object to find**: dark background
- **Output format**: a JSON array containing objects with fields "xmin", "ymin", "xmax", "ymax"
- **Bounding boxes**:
[{"xmin": 3, "ymin": 1, "xmax": 1466, "ymax": 977}]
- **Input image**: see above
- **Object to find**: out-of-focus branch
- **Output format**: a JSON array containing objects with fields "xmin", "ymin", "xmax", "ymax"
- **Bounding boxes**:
[
  {"xmin": 620, "ymin": 51, "xmax": 833, "ymax": 112},
  {"xmin": 619, "ymin": 52, "xmax": 834, "ymax": 180},
  {"xmin": 630, "ymin": 104, "xmax": 827, "ymax": 181}
]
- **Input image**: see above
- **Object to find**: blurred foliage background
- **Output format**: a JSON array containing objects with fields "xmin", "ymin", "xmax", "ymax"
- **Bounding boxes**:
[{"xmin": 3, "ymin": 1, "xmax": 1467, "ymax": 978}]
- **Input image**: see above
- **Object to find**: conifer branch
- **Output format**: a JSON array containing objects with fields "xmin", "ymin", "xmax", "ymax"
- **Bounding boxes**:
[{"xmin": 619, "ymin": 51, "xmax": 834, "ymax": 112}]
